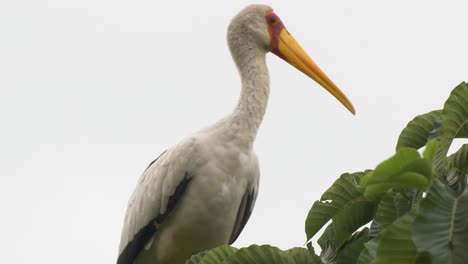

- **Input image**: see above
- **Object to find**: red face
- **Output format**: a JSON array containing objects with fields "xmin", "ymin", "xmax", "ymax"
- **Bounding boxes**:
[{"xmin": 265, "ymin": 12, "xmax": 287, "ymax": 60}]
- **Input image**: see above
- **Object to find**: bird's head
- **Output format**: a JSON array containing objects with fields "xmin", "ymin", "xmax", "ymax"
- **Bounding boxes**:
[{"xmin": 228, "ymin": 5, "xmax": 355, "ymax": 115}]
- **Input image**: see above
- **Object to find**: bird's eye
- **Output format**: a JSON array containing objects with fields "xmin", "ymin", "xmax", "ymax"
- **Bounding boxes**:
[{"xmin": 268, "ymin": 16, "xmax": 277, "ymax": 24}]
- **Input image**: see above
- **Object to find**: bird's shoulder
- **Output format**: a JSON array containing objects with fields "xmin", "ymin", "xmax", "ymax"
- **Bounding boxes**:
[
  {"xmin": 147, "ymin": 136, "xmax": 201, "ymax": 169},
  {"xmin": 129, "ymin": 135, "xmax": 203, "ymax": 203}
]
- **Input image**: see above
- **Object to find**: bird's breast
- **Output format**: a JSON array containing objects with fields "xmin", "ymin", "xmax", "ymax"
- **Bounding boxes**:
[
  {"xmin": 146, "ymin": 143, "xmax": 259, "ymax": 264},
  {"xmin": 191, "ymin": 147, "xmax": 257, "ymax": 216}
]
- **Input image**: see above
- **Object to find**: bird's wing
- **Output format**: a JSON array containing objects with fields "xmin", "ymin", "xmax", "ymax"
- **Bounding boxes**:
[
  {"xmin": 228, "ymin": 186, "xmax": 258, "ymax": 244},
  {"xmin": 117, "ymin": 138, "xmax": 198, "ymax": 264}
]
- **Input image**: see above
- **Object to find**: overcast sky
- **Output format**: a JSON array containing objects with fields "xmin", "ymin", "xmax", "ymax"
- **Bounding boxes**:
[{"xmin": 1, "ymin": 1, "xmax": 467, "ymax": 263}]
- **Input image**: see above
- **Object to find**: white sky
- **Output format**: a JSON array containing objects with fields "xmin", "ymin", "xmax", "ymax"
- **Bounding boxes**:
[{"xmin": 1, "ymin": 1, "xmax": 467, "ymax": 263}]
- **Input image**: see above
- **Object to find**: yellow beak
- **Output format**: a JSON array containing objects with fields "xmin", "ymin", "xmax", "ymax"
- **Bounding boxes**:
[{"xmin": 275, "ymin": 29, "xmax": 355, "ymax": 115}]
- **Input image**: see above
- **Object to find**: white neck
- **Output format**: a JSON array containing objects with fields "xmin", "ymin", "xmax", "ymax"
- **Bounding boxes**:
[
  {"xmin": 231, "ymin": 49, "xmax": 270, "ymax": 143},
  {"xmin": 209, "ymin": 41, "xmax": 270, "ymax": 150}
]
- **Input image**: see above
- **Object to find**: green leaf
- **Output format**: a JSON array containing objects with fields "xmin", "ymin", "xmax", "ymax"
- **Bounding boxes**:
[
  {"xmin": 413, "ymin": 180, "xmax": 468, "ymax": 263},
  {"xmin": 372, "ymin": 211, "xmax": 419, "ymax": 264},
  {"xmin": 188, "ymin": 245, "xmax": 237, "ymax": 264},
  {"xmin": 423, "ymin": 139, "xmax": 439, "ymax": 164},
  {"xmin": 317, "ymin": 223, "xmax": 336, "ymax": 250},
  {"xmin": 186, "ymin": 251, "xmax": 206, "ymax": 264},
  {"xmin": 396, "ymin": 110, "xmax": 442, "ymax": 151},
  {"xmin": 375, "ymin": 191, "xmax": 412, "ymax": 231},
  {"xmin": 435, "ymin": 82, "xmax": 468, "ymax": 174},
  {"xmin": 286, "ymin": 247, "xmax": 322, "ymax": 264},
  {"xmin": 362, "ymin": 148, "xmax": 426, "ymax": 185},
  {"xmin": 319, "ymin": 240, "xmax": 337, "ymax": 264},
  {"xmin": 361, "ymin": 148, "xmax": 432, "ymax": 195},
  {"xmin": 336, "ymin": 228, "xmax": 370, "ymax": 264},
  {"xmin": 356, "ymin": 235, "xmax": 380, "ymax": 264},
  {"xmin": 306, "ymin": 244, "xmax": 324, "ymax": 264},
  {"xmin": 356, "ymin": 247, "xmax": 373, "ymax": 264},
  {"xmin": 368, "ymin": 220, "xmax": 380, "ymax": 238},
  {"xmin": 305, "ymin": 172, "xmax": 379, "ymax": 247},
  {"xmin": 415, "ymin": 252, "xmax": 432, "ymax": 264},
  {"xmin": 446, "ymin": 144, "xmax": 468, "ymax": 174},
  {"xmin": 363, "ymin": 171, "xmax": 430, "ymax": 196},
  {"xmin": 446, "ymin": 169, "xmax": 467, "ymax": 195},
  {"xmin": 223, "ymin": 245, "xmax": 293, "ymax": 264}
]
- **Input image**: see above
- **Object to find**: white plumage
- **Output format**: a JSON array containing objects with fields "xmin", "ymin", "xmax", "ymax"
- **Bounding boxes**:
[{"xmin": 117, "ymin": 4, "xmax": 354, "ymax": 264}]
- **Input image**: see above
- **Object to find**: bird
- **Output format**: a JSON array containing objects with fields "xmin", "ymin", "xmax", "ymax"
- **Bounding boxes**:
[{"xmin": 117, "ymin": 4, "xmax": 355, "ymax": 264}]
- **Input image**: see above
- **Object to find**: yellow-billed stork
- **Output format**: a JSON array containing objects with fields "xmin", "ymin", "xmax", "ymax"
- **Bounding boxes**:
[{"xmin": 117, "ymin": 4, "xmax": 355, "ymax": 264}]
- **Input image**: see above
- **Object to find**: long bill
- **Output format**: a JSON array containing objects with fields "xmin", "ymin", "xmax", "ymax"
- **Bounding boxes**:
[{"xmin": 273, "ymin": 28, "xmax": 356, "ymax": 115}]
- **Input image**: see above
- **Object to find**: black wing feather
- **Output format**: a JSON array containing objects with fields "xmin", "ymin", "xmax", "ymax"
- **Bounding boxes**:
[
  {"xmin": 229, "ymin": 189, "xmax": 255, "ymax": 244},
  {"xmin": 117, "ymin": 173, "xmax": 191, "ymax": 264}
]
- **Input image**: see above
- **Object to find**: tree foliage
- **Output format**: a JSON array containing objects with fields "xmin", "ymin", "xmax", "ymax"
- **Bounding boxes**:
[{"xmin": 188, "ymin": 82, "xmax": 468, "ymax": 263}]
